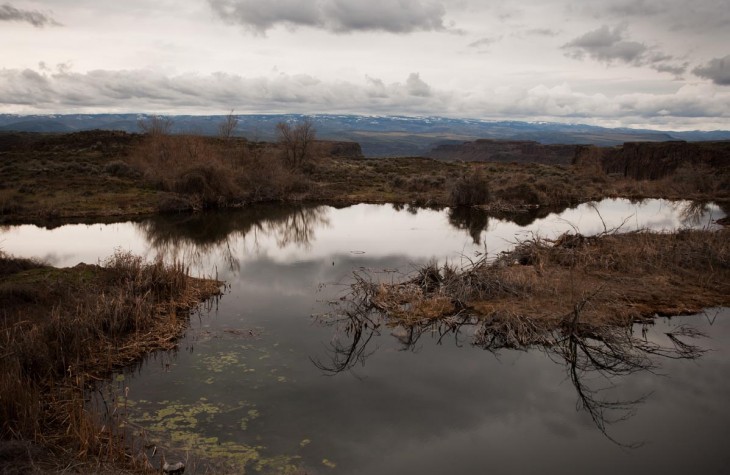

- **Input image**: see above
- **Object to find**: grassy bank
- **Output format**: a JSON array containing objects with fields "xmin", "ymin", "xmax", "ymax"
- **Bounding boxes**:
[
  {"xmin": 1, "ymin": 130, "xmax": 728, "ymax": 225},
  {"xmin": 0, "ymin": 250, "xmax": 221, "ymax": 472},
  {"xmin": 346, "ymin": 228, "xmax": 729, "ymax": 338}
]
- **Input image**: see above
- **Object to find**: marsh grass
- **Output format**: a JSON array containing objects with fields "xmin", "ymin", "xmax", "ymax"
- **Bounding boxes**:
[
  {"xmin": 351, "ymin": 227, "xmax": 730, "ymax": 332},
  {"xmin": 0, "ymin": 250, "xmax": 222, "ymax": 470}
]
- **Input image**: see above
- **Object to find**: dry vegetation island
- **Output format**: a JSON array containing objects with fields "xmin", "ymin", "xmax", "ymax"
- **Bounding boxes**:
[{"xmin": 0, "ymin": 116, "xmax": 729, "ymax": 472}]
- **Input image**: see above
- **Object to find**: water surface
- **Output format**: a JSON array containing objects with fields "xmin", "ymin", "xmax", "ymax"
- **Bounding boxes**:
[{"xmin": 2, "ymin": 199, "xmax": 728, "ymax": 474}]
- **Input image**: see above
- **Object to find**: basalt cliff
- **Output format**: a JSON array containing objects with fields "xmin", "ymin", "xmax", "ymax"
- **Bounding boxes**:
[{"xmin": 573, "ymin": 141, "xmax": 730, "ymax": 179}]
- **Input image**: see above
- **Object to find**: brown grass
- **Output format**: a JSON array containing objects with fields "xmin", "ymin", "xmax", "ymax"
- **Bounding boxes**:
[
  {"xmin": 0, "ymin": 250, "xmax": 222, "ymax": 470},
  {"xmin": 129, "ymin": 133, "xmax": 309, "ymax": 210},
  {"xmin": 351, "ymin": 228, "xmax": 730, "ymax": 333}
]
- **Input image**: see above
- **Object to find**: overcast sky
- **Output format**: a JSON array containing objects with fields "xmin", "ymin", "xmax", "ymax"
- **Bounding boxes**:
[{"xmin": 2, "ymin": 0, "xmax": 729, "ymax": 130}]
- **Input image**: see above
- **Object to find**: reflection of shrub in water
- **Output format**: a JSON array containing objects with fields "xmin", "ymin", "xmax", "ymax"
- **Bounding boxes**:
[
  {"xmin": 319, "ymin": 228, "xmax": 729, "ymax": 444},
  {"xmin": 316, "ymin": 283, "xmax": 707, "ymax": 446},
  {"xmin": 448, "ymin": 207, "xmax": 490, "ymax": 245},
  {"xmin": 673, "ymin": 200, "xmax": 711, "ymax": 227},
  {"xmin": 137, "ymin": 205, "xmax": 330, "ymax": 269}
]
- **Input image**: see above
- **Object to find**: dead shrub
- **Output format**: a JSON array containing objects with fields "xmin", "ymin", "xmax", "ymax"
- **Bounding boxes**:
[
  {"xmin": 450, "ymin": 171, "xmax": 490, "ymax": 206},
  {"xmin": 350, "ymin": 228, "xmax": 730, "ymax": 328},
  {"xmin": 130, "ymin": 134, "xmax": 240, "ymax": 206},
  {"xmin": 172, "ymin": 164, "xmax": 238, "ymax": 206},
  {"xmin": 498, "ymin": 182, "xmax": 548, "ymax": 205},
  {"xmin": 157, "ymin": 194, "xmax": 194, "ymax": 213},
  {"xmin": 239, "ymin": 152, "xmax": 304, "ymax": 202}
]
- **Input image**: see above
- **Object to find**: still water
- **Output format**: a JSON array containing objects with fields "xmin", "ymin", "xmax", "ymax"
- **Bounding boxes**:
[{"xmin": 2, "ymin": 199, "xmax": 728, "ymax": 474}]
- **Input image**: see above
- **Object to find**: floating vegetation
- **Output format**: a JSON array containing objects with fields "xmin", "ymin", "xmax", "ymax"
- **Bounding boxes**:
[
  {"xmin": 199, "ymin": 351, "xmax": 243, "ymax": 373},
  {"xmin": 100, "ymin": 335, "xmax": 304, "ymax": 472},
  {"xmin": 110, "ymin": 394, "xmax": 303, "ymax": 473}
]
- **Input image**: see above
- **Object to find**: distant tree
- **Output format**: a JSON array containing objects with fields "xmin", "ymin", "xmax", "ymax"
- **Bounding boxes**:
[
  {"xmin": 276, "ymin": 118, "xmax": 316, "ymax": 169},
  {"xmin": 137, "ymin": 115, "xmax": 174, "ymax": 136},
  {"xmin": 218, "ymin": 110, "xmax": 239, "ymax": 139}
]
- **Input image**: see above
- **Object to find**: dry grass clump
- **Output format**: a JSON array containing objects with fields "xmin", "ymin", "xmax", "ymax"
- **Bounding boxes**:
[
  {"xmin": 353, "ymin": 227, "xmax": 730, "ymax": 330},
  {"xmin": 129, "ymin": 134, "xmax": 308, "ymax": 209},
  {"xmin": 449, "ymin": 170, "xmax": 490, "ymax": 206},
  {"xmin": 129, "ymin": 134, "xmax": 241, "ymax": 209},
  {"xmin": 237, "ymin": 144, "xmax": 307, "ymax": 202},
  {"xmin": 0, "ymin": 250, "xmax": 222, "ymax": 468},
  {"xmin": 505, "ymin": 228, "xmax": 729, "ymax": 278}
]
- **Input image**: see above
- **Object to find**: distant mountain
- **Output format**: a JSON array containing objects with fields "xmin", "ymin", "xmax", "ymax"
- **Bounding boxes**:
[{"xmin": 1, "ymin": 114, "xmax": 728, "ymax": 157}]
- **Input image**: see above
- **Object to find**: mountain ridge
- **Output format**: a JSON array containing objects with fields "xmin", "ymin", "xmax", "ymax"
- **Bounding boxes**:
[{"xmin": 1, "ymin": 114, "xmax": 728, "ymax": 157}]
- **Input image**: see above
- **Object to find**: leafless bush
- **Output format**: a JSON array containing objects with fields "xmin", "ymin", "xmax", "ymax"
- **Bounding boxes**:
[
  {"xmin": 497, "ymin": 182, "xmax": 547, "ymax": 205},
  {"xmin": 450, "ymin": 171, "xmax": 490, "ymax": 206},
  {"xmin": 277, "ymin": 118, "xmax": 316, "ymax": 170},
  {"xmin": 218, "ymin": 110, "xmax": 239, "ymax": 139},
  {"xmin": 239, "ymin": 147, "xmax": 306, "ymax": 201},
  {"xmin": 137, "ymin": 115, "xmax": 174, "ymax": 136},
  {"xmin": 130, "ymin": 134, "xmax": 239, "ymax": 207}
]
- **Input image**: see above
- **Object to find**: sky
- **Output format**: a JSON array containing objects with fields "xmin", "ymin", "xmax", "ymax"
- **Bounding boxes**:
[{"xmin": 1, "ymin": 0, "xmax": 729, "ymax": 130}]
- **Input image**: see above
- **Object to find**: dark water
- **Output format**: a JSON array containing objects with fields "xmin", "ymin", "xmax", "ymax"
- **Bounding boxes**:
[{"xmin": 2, "ymin": 199, "xmax": 728, "ymax": 474}]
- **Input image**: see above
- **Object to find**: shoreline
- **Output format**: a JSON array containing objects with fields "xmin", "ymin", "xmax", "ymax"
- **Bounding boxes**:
[{"xmin": 0, "ymin": 252, "xmax": 223, "ymax": 473}]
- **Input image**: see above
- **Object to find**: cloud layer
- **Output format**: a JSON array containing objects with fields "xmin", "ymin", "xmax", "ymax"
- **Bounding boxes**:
[
  {"xmin": 581, "ymin": 0, "xmax": 730, "ymax": 33},
  {"xmin": 0, "ymin": 2, "xmax": 59, "ymax": 27},
  {"xmin": 1, "ymin": 0, "xmax": 727, "ymax": 129},
  {"xmin": 562, "ymin": 25, "xmax": 686, "ymax": 75},
  {"xmin": 2, "ymin": 67, "xmax": 728, "ymax": 129},
  {"xmin": 207, "ymin": 0, "xmax": 447, "ymax": 34}
]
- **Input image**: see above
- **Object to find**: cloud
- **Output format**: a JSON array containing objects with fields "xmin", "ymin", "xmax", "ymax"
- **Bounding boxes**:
[
  {"xmin": 563, "ymin": 25, "xmax": 646, "ymax": 64},
  {"xmin": 405, "ymin": 73, "xmax": 431, "ymax": 97},
  {"xmin": 0, "ymin": 68, "xmax": 445, "ymax": 115},
  {"xmin": 525, "ymin": 28, "xmax": 559, "ymax": 37},
  {"xmin": 207, "ymin": 0, "xmax": 448, "ymax": 34},
  {"xmin": 0, "ymin": 2, "xmax": 59, "ymax": 27},
  {"xmin": 1, "ymin": 67, "xmax": 728, "ymax": 129},
  {"xmin": 693, "ymin": 55, "xmax": 730, "ymax": 86},
  {"xmin": 604, "ymin": 0, "xmax": 662, "ymax": 18},
  {"xmin": 563, "ymin": 25, "xmax": 687, "ymax": 76},
  {"xmin": 468, "ymin": 36, "xmax": 501, "ymax": 49},
  {"xmin": 582, "ymin": 0, "xmax": 730, "ymax": 33},
  {"xmin": 653, "ymin": 62, "xmax": 688, "ymax": 76}
]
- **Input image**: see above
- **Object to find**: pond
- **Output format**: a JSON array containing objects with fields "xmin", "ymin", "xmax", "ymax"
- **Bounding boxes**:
[{"xmin": 2, "ymin": 199, "xmax": 728, "ymax": 474}]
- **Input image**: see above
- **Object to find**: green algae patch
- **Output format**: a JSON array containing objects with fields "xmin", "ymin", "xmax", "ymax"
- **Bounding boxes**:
[
  {"xmin": 199, "ymin": 351, "xmax": 241, "ymax": 373},
  {"xmin": 120, "ymin": 396, "xmax": 303, "ymax": 473}
]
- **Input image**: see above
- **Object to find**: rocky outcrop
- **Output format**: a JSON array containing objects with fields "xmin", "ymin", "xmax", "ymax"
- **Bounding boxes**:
[
  {"xmin": 573, "ymin": 141, "xmax": 730, "ymax": 180},
  {"xmin": 428, "ymin": 139, "xmax": 578, "ymax": 165}
]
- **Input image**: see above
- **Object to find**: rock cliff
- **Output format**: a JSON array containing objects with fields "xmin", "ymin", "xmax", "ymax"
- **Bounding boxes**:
[{"xmin": 573, "ymin": 141, "xmax": 730, "ymax": 180}]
